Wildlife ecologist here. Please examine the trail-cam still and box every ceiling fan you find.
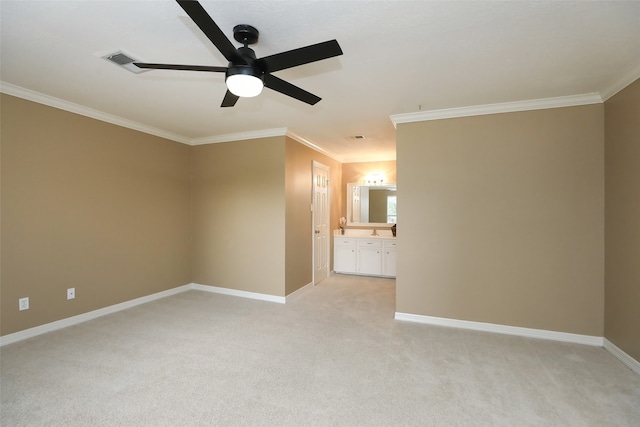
[134,0,343,107]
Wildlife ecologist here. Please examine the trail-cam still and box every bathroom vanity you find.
[334,230,396,278]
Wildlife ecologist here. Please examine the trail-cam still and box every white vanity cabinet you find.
[382,240,397,277]
[334,234,396,278]
[357,238,382,276]
[334,237,357,274]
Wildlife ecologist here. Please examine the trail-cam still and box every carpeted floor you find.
[1,274,639,426]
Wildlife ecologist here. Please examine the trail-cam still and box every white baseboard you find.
[191,283,286,304]
[604,338,640,375]
[395,312,604,346]
[1,283,294,346]
[0,284,192,347]
[285,281,314,302]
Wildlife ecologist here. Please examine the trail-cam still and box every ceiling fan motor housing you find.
[226,45,264,87]
[225,64,263,81]
[234,46,258,65]
[225,44,264,97]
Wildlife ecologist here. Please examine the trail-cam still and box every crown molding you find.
[191,127,288,145]
[340,153,396,163]
[192,128,346,164]
[389,93,604,127]
[0,82,293,147]
[0,81,191,144]
[1,82,342,160]
[286,130,343,162]
[599,63,640,101]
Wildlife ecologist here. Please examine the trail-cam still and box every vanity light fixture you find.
[365,172,387,186]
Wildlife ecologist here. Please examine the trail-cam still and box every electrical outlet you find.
[19,297,29,311]
[67,288,75,300]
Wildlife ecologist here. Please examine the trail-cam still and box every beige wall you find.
[192,136,340,296]
[341,160,397,225]
[6,85,635,350]
[397,105,605,336]
[191,136,342,298]
[191,137,286,296]
[1,94,346,336]
[342,160,397,186]
[604,78,640,361]
[284,137,341,294]
[1,94,192,335]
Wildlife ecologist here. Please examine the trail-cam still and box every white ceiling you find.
[2,1,639,162]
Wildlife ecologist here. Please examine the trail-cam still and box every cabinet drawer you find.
[357,238,382,248]
[335,237,357,246]
[383,239,397,248]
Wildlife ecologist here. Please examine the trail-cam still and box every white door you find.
[312,161,330,284]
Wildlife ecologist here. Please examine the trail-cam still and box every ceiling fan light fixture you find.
[134,1,343,107]
[226,65,264,98]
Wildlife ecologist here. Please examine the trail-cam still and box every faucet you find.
[371,228,378,236]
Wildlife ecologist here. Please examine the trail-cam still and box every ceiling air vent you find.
[346,135,366,140]
[103,51,148,74]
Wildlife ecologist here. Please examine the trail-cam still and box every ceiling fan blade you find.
[264,74,321,105]
[176,0,244,64]
[134,63,227,72]
[256,40,343,73]
[221,90,239,107]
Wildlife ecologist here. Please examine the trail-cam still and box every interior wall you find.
[341,160,397,225]
[0,94,192,336]
[284,137,341,294]
[604,78,640,361]
[397,105,605,336]
[7,85,632,350]
[0,94,345,335]
[191,137,286,296]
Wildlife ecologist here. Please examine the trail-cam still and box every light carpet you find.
[1,274,639,426]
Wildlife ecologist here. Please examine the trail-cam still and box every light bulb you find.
[226,74,264,98]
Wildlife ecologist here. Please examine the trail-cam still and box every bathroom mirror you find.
[347,183,397,227]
